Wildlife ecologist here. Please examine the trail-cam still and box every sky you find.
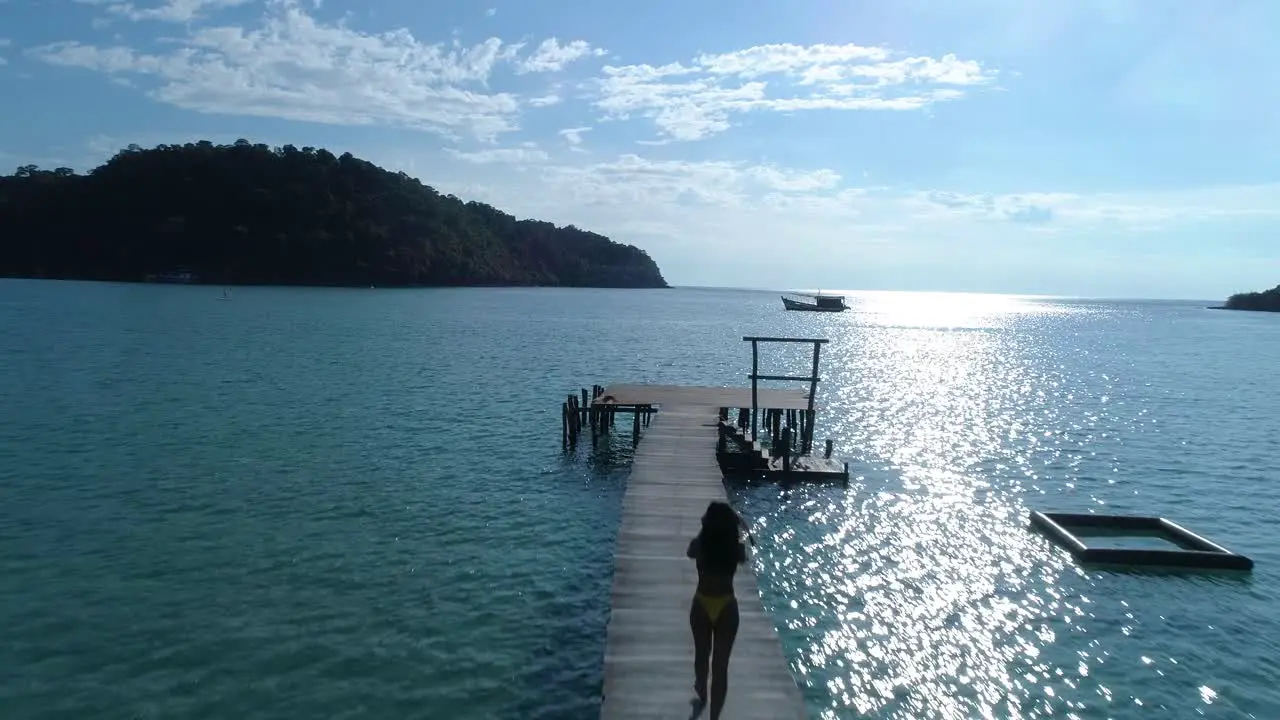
[1,0,1279,299]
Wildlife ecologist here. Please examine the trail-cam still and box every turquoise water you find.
[1,281,1277,719]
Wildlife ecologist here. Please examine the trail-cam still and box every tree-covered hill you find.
[1223,284,1280,312]
[0,140,669,289]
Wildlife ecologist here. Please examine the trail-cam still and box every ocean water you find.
[0,280,1276,719]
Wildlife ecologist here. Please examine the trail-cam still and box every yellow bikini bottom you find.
[694,592,735,623]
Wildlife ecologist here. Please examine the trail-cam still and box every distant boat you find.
[781,292,848,312]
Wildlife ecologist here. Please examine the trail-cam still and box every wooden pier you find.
[599,394,806,719]
[561,337,854,718]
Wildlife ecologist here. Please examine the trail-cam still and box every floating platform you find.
[765,454,848,479]
[716,420,849,483]
[1030,511,1254,571]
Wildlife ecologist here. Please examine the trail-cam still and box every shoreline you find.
[1208,305,1280,313]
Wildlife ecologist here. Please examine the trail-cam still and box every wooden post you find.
[632,408,641,445]
[824,438,834,459]
[750,338,759,442]
[562,402,569,447]
[567,394,578,444]
[781,426,792,474]
[591,397,599,440]
[807,342,821,413]
[807,341,821,453]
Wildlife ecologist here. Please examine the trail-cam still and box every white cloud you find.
[455,152,848,211]
[527,94,561,107]
[515,38,606,74]
[485,7,496,17]
[558,126,591,151]
[446,147,549,164]
[32,0,593,140]
[914,186,1280,229]
[0,38,8,66]
[596,43,996,141]
[421,146,1280,246]
[76,0,251,23]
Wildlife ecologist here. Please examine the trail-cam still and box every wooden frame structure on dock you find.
[745,336,827,454]
[561,336,848,483]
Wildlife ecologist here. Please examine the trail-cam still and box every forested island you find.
[1221,284,1280,312]
[0,140,668,288]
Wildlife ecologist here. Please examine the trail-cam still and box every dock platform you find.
[600,400,805,719]
[593,383,815,410]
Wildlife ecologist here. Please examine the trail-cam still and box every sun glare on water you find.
[753,290,1118,718]
[846,291,1072,331]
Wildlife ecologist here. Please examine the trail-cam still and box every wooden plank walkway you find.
[600,404,806,719]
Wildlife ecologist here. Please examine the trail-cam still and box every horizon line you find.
[670,285,1220,303]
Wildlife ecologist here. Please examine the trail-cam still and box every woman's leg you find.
[689,599,712,705]
[709,599,740,720]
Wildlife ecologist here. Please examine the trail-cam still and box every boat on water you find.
[781,293,848,312]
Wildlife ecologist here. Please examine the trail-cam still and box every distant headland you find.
[0,140,669,289]
[1212,285,1280,312]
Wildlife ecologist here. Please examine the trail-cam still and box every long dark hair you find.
[697,501,745,571]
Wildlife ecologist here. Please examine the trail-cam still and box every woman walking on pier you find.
[686,501,750,719]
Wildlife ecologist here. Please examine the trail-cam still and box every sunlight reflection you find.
[743,294,1113,718]
[731,293,1271,719]
[848,291,1072,331]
